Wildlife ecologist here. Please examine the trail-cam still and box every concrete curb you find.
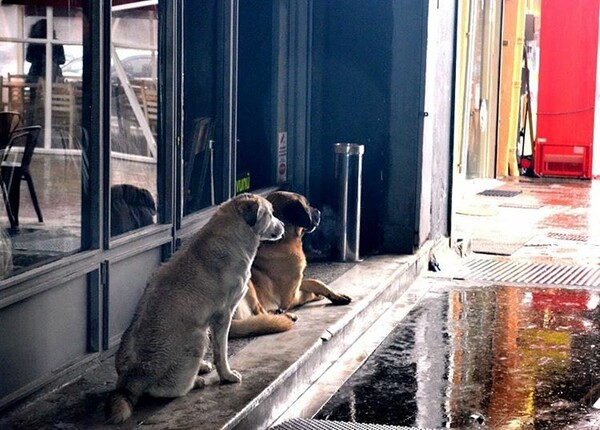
[225,243,435,430]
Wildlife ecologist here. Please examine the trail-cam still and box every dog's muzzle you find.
[267,217,285,241]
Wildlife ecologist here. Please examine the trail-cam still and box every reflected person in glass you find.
[26,18,66,85]
[25,18,66,124]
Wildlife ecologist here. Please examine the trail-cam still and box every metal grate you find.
[547,231,589,242]
[455,257,600,287]
[477,189,521,197]
[271,419,422,430]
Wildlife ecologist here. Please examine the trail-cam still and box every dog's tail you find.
[229,314,294,338]
[105,384,143,424]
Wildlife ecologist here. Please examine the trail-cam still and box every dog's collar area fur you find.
[261,225,303,243]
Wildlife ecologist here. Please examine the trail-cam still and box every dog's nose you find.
[272,219,285,238]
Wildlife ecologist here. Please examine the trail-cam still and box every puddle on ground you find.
[316,285,600,429]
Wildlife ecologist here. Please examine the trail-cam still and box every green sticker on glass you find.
[236,173,250,194]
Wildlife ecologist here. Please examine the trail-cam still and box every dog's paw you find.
[198,360,214,374]
[194,376,206,389]
[329,294,352,305]
[284,312,298,322]
[221,370,242,384]
[197,371,221,387]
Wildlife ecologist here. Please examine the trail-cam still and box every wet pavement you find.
[315,281,600,429]
[305,177,600,429]
[453,178,600,266]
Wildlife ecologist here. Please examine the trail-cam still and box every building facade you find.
[0,0,455,410]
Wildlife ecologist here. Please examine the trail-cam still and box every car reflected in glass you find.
[62,53,156,82]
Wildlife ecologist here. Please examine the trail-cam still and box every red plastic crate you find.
[535,142,591,178]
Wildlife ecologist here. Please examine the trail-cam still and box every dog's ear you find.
[282,199,312,228]
[238,199,259,227]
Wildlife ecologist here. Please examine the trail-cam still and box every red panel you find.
[532,291,590,312]
[535,0,599,178]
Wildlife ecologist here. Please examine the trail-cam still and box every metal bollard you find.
[334,143,364,262]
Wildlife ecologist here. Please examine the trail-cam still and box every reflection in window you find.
[0,4,84,279]
[110,2,158,236]
[183,0,220,215]
[237,1,289,194]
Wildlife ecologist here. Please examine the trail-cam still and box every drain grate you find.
[271,419,421,430]
[455,257,600,287]
[477,189,522,197]
[547,232,589,242]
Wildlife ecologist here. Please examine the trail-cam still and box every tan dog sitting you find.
[105,194,284,423]
[230,191,352,337]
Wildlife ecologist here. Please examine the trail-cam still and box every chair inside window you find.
[1,76,36,123]
[140,84,157,135]
[1,125,43,230]
[49,82,82,148]
[0,111,22,153]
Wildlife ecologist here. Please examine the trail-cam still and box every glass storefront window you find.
[237,1,287,193]
[0,4,84,278]
[182,0,222,214]
[0,0,293,278]
[110,1,158,237]
[181,1,288,214]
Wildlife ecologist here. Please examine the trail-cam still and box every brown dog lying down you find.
[230,191,352,337]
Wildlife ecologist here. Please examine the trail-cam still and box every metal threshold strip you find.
[455,257,600,287]
[271,418,422,430]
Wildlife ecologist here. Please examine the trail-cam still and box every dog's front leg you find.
[295,279,352,306]
[247,280,268,315]
[210,312,242,383]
